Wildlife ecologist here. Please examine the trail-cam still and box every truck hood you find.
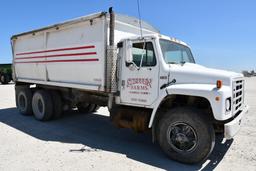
[169,63,243,86]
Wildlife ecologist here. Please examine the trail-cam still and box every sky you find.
[0,0,255,72]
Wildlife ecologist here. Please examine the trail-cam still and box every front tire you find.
[156,107,215,164]
[32,90,53,121]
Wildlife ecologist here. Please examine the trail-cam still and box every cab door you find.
[120,40,159,106]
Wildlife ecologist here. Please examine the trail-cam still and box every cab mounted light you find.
[216,80,222,89]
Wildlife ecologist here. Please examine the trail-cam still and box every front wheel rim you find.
[167,122,198,152]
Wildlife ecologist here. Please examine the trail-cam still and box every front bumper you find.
[224,105,249,139]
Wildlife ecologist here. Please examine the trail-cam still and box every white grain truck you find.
[11,8,248,163]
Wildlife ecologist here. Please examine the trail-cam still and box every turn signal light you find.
[216,80,222,89]
[215,96,220,101]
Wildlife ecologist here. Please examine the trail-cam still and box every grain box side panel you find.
[45,17,106,91]
[13,32,47,81]
[13,16,107,91]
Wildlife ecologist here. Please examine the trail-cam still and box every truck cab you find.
[116,34,249,163]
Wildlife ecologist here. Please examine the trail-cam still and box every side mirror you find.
[125,40,133,63]
[125,61,137,71]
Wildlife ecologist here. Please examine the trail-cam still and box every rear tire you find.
[15,86,33,115]
[51,91,63,119]
[93,105,100,112]
[32,90,53,121]
[156,107,215,164]
[88,104,97,112]
[77,103,96,113]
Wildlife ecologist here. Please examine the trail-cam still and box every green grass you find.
[0,64,12,74]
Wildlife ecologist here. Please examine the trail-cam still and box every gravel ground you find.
[0,78,255,171]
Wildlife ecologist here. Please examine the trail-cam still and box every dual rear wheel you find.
[32,90,53,121]
[16,86,33,115]
[16,86,99,121]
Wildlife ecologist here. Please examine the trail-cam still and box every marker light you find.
[216,80,222,89]
[215,96,220,101]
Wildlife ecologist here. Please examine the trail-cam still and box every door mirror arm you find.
[126,61,139,71]
[125,61,133,67]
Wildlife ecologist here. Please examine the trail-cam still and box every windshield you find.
[160,39,195,64]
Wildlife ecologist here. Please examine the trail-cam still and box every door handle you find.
[147,68,152,71]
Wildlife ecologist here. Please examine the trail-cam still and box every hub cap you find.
[167,122,197,152]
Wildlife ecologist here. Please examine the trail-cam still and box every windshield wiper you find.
[168,62,178,64]
[180,61,186,65]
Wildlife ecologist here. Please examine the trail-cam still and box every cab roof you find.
[122,34,189,47]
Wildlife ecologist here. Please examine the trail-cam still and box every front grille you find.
[232,79,244,114]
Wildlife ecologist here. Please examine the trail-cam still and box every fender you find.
[148,83,232,128]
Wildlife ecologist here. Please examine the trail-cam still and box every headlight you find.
[225,98,231,111]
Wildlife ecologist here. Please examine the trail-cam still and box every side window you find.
[132,42,156,67]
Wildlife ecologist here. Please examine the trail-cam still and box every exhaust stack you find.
[107,7,117,109]
[109,7,115,46]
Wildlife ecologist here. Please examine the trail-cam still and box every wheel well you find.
[161,95,212,111]
[152,95,215,142]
